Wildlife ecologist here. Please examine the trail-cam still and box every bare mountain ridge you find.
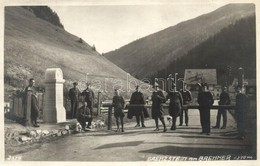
[105,4,255,78]
[4,7,148,100]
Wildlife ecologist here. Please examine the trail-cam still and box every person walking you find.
[235,85,249,140]
[112,89,126,132]
[69,82,81,119]
[197,83,214,135]
[151,84,167,132]
[128,85,146,127]
[179,83,193,126]
[166,83,183,130]
[213,86,230,129]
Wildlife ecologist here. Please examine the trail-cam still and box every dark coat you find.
[151,90,166,119]
[31,94,39,119]
[197,91,214,109]
[235,93,249,121]
[77,105,92,128]
[180,90,192,104]
[69,87,80,101]
[112,95,125,118]
[219,91,230,105]
[81,88,95,113]
[127,91,145,119]
[166,91,183,118]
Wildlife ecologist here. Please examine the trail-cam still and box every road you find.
[9,109,256,161]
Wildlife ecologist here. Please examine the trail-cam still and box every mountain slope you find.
[4,7,149,100]
[153,15,256,85]
[105,4,255,78]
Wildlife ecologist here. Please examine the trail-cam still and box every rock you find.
[62,130,68,135]
[57,131,62,137]
[52,130,59,135]
[42,130,49,135]
[65,125,70,130]
[29,131,37,137]
[36,130,42,135]
[19,136,29,142]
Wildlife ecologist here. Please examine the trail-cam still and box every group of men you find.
[69,82,95,130]
[24,78,250,139]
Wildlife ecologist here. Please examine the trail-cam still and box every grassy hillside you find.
[4,7,151,101]
[105,4,255,79]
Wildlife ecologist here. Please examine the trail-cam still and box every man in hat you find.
[166,83,183,130]
[151,83,167,132]
[197,82,214,135]
[69,82,81,119]
[128,85,146,127]
[24,78,40,127]
[179,83,193,126]
[235,85,249,140]
[213,86,230,129]
[81,82,95,128]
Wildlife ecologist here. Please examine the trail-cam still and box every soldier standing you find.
[166,83,183,130]
[128,85,146,127]
[213,86,230,129]
[112,89,126,132]
[69,82,80,119]
[25,78,40,127]
[179,83,193,126]
[235,85,249,140]
[151,84,167,132]
[81,82,95,128]
[197,83,214,135]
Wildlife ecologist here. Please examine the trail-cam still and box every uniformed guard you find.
[213,86,230,129]
[180,83,193,126]
[81,82,95,128]
[128,85,146,127]
[112,89,126,132]
[69,82,80,119]
[166,83,183,130]
[151,83,167,132]
[25,78,40,127]
[197,83,214,135]
[235,85,249,140]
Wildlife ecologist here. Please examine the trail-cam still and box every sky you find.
[51,3,228,53]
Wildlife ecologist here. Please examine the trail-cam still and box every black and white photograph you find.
[1,0,259,164]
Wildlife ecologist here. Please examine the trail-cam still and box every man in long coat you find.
[81,83,95,128]
[128,85,146,127]
[69,82,81,119]
[166,83,183,130]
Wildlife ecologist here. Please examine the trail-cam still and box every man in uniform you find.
[69,82,80,119]
[129,85,146,127]
[81,82,95,128]
[179,83,193,126]
[213,86,230,129]
[24,78,40,127]
[235,85,249,140]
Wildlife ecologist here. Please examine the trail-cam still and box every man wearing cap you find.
[129,85,146,127]
[235,85,249,140]
[213,86,230,129]
[179,83,193,126]
[24,78,40,127]
[166,83,183,130]
[151,83,167,132]
[81,82,95,128]
[69,82,81,119]
[197,83,214,135]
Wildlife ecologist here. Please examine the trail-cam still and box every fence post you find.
[107,106,112,130]
[97,91,101,115]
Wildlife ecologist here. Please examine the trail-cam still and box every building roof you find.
[184,69,217,85]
